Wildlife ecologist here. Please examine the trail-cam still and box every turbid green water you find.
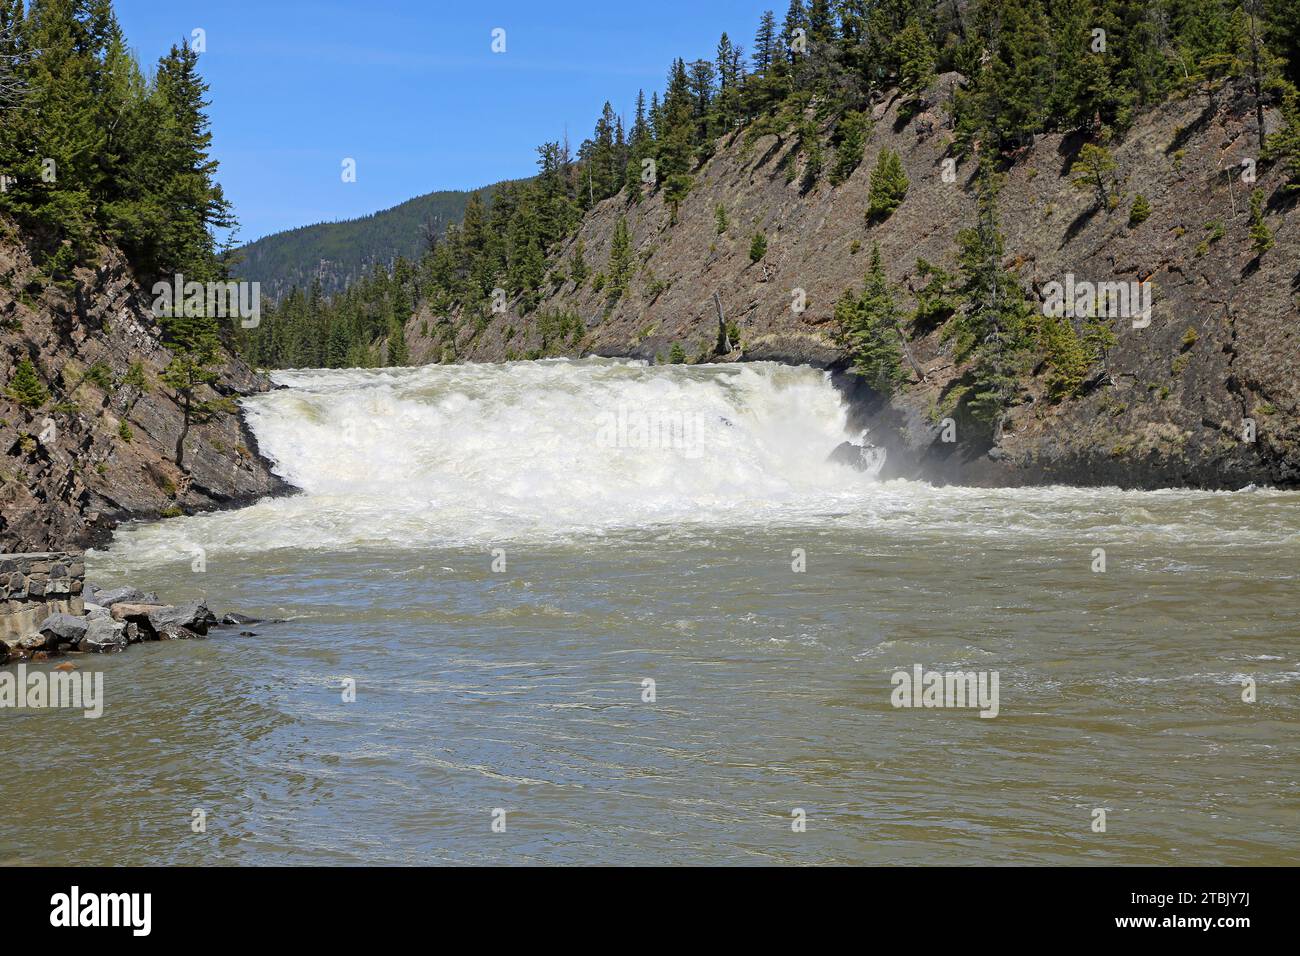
[3,360,1296,865]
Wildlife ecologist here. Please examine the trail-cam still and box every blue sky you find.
[115,0,768,243]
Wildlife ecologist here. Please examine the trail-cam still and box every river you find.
[3,359,1296,865]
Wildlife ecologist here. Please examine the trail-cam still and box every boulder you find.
[36,613,89,651]
[84,602,111,619]
[156,623,201,641]
[110,602,165,620]
[220,612,263,626]
[78,617,128,653]
[109,603,166,640]
[827,440,887,474]
[147,603,217,637]
[93,586,147,608]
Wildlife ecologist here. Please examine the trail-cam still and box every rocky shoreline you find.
[1,577,274,668]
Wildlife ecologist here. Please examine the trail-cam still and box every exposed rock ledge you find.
[2,224,296,553]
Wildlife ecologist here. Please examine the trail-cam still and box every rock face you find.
[0,229,294,553]
[404,75,1299,490]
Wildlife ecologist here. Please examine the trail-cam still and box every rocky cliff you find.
[0,222,291,552]
[406,75,1299,490]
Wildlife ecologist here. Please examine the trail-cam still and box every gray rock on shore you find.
[78,617,128,653]
[36,612,90,652]
[2,584,276,666]
[90,585,160,608]
[147,603,217,637]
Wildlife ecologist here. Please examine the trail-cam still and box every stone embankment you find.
[0,551,270,666]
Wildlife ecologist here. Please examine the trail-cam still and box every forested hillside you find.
[234,182,520,302]
[247,0,1300,488]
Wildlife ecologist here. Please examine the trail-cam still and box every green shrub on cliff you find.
[5,358,47,408]
[749,232,767,262]
[1128,194,1151,227]
[1263,87,1300,193]
[84,362,114,390]
[1249,189,1274,254]
[1040,311,1090,400]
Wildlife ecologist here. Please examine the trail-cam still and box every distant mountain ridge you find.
[233,180,520,300]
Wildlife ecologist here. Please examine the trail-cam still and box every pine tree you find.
[830,110,868,185]
[753,10,778,74]
[1071,143,1118,209]
[6,358,48,408]
[160,325,221,471]
[749,232,768,262]
[659,59,696,219]
[807,0,835,44]
[1040,308,1091,399]
[608,216,632,296]
[147,41,236,283]
[782,0,807,66]
[895,18,936,100]
[949,159,1033,431]
[387,312,409,366]
[570,238,588,285]
[835,244,906,396]
[867,149,909,220]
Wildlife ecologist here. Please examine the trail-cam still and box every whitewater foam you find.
[93,358,1300,568]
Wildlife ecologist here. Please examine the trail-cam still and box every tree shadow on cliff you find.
[751,133,786,171]
[1163,96,1221,157]
[1061,202,1104,246]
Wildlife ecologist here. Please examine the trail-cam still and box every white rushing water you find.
[97,358,1297,568]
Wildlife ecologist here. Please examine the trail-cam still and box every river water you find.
[4,359,1296,865]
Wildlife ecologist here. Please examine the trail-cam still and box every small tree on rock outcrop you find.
[6,358,48,408]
